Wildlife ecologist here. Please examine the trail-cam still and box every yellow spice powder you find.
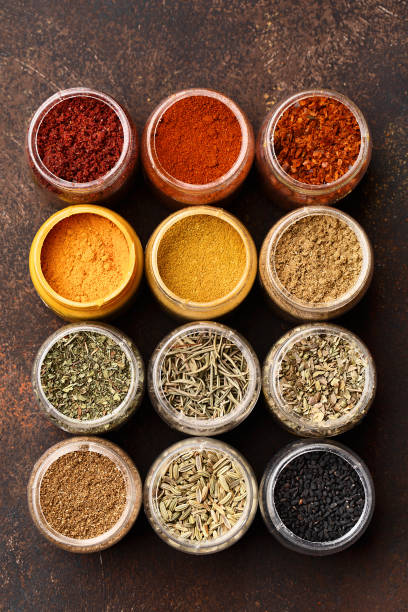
[157,215,246,302]
[41,213,129,302]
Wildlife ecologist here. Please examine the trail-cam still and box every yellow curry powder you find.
[157,215,246,302]
[41,213,129,302]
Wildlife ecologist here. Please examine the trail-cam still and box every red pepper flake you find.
[273,96,361,185]
[37,96,124,183]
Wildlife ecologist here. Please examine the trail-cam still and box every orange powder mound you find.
[41,213,129,302]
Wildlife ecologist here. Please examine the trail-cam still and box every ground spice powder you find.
[41,213,129,302]
[274,214,362,303]
[40,451,127,539]
[273,96,361,185]
[37,96,123,183]
[157,215,246,302]
[155,95,242,184]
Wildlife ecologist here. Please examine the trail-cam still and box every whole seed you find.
[160,330,249,419]
[40,331,131,420]
[279,333,366,423]
[274,451,365,542]
[156,449,247,541]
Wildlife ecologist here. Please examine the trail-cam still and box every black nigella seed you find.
[274,451,365,543]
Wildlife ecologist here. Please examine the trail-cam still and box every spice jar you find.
[141,88,254,208]
[144,437,258,554]
[26,87,138,207]
[148,321,261,436]
[28,437,142,553]
[259,439,375,555]
[262,323,376,437]
[145,206,257,320]
[32,322,145,434]
[259,206,373,321]
[256,89,371,209]
[29,204,144,321]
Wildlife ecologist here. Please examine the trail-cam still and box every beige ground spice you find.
[274,215,362,303]
[40,451,127,539]
[157,215,246,302]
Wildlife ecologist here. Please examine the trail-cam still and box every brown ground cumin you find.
[274,214,362,303]
[40,450,127,539]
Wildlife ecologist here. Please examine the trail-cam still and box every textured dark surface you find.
[1,1,407,611]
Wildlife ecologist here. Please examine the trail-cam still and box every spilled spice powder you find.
[37,96,123,183]
[274,214,362,303]
[40,451,127,539]
[273,96,361,185]
[157,215,246,302]
[41,213,129,302]
[155,96,242,184]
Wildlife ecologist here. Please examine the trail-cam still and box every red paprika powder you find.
[154,96,242,184]
[273,96,361,185]
[37,96,124,183]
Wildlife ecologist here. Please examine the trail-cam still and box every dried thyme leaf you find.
[157,449,247,542]
[278,333,367,422]
[40,331,131,420]
[160,330,249,419]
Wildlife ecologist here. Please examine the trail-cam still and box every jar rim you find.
[264,206,373,314]
[264,89,371,195]
[149,321,261,435]
[145,88,250,191]
[144,437,258,554]
[28,437,142,552]
[149,206,256,311]
[31,204,137,309]
[27,87,131,190]
[261,439,375,554]
[34,322,141,430]
[265,323,376,434]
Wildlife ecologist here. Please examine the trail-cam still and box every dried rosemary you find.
[279,333,367,422]
[160,330,249,419]
[157,449,247,541]
[40,331,131,420]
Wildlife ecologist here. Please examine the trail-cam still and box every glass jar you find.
[262,323,376,438]
[32,322,145,435]
[145,205,257,320]
[26,87,138,207]
[259,206,374,321]
[256,89,372,210]
[148,321,261,436]
[27,437,142,553]
[141,88,254,208]
[29,204,144,321]
[144,437,258,554]
[259,439,375,555]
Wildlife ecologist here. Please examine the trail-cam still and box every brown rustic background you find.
[1,1,407,611]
